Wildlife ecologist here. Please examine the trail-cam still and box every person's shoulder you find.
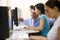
[41,14,47,17]
[58,16,60,19]
[24,18,32,21]
[53,16,60,28]
[56,16,60,21]
[40,14,47,19]
[56,16,60,23]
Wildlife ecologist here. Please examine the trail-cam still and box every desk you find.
[6,25,39,40]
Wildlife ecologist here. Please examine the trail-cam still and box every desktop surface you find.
[6,25,39,40]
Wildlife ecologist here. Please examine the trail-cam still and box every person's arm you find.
[29,36,48,40]
[24,18,45,31]
[23,19,29,26]
[30,18,44,31]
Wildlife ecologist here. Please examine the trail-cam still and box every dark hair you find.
[35,3,45,14]
[45,0,60,11]
[30,5,35,10]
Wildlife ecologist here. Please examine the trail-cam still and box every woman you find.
[29,0,60,40]
[24,3,50,40]
[45,0,60,40]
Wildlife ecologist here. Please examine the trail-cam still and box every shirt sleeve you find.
[23,20,29,26]
[9,19,12,29]
[40,14,46,20]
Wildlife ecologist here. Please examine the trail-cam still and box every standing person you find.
[24,3,50,40]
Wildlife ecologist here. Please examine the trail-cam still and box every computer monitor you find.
[0,6,9,39]
[11,7,18,26]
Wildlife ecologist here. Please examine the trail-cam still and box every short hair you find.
[35,3,45,14]
[45,0,60,11]
[30,5,35,10]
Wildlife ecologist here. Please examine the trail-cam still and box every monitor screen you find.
[11,7,18,26]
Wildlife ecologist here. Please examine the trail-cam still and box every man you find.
[24,5,40,27]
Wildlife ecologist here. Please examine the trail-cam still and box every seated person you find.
[24,5,40,27]
[45,0,60,40]
[24,3,50,37]
[29,0,60,40]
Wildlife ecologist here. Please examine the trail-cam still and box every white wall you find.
[1,0,48,19]
[0,0,8,6]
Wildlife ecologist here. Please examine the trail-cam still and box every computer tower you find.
[0,6,9,40]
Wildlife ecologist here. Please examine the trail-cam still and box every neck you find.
[55,12,60,19]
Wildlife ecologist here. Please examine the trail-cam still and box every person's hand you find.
[24,27,30,30]
[19,18,24,21]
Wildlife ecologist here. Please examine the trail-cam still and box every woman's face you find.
[45,5,57,18]
[35,7,41,16]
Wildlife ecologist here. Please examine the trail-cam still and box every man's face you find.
[30,8,35,13]
[30,9,38,19]
[31,12,38,19]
